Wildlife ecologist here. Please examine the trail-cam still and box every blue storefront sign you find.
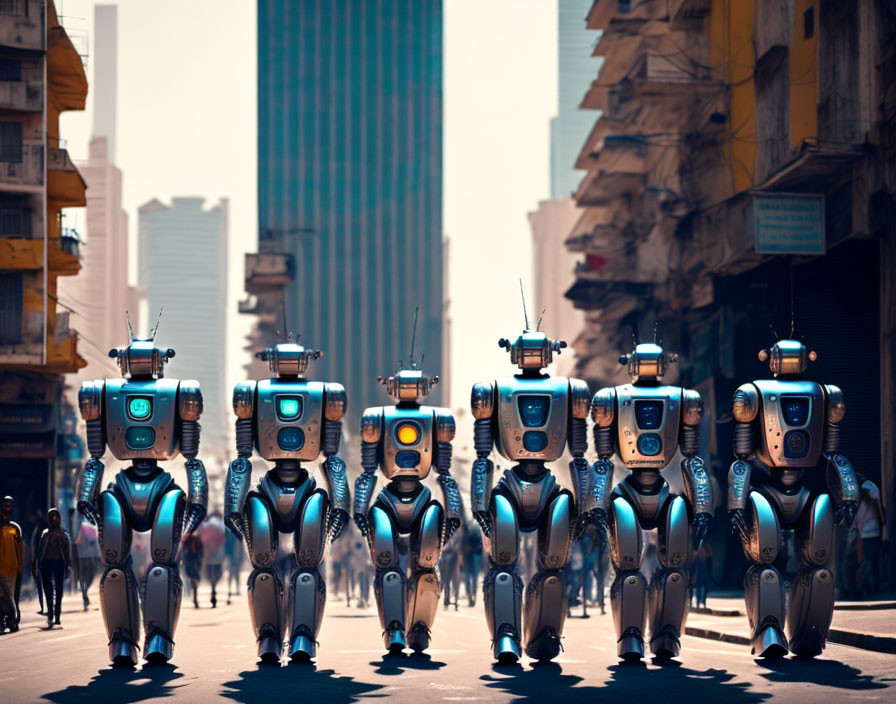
[752,193,825,254]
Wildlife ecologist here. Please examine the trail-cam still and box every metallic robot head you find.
[618,342,678,382]
[109,338,175,379]
[758,338,816,377]
[378,366,439,404]
[498,331,566,371]
[256,342,322,378]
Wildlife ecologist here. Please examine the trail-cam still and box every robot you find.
[353,358,462,654]
[727,338,858,658]
[224,338,350,663]
[77,325,208,665]
[470,325,591,663]
[588,342,713,661]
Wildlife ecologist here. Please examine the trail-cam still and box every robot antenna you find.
[536,307,546,332]
[519,279,530,331]
[150,309,163,341]
[409,306,419,366]
[125,310,134,341]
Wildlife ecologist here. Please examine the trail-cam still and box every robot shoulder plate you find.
[471,381,496,419]
[568,378,591,419]
[732,383,759,423]
[233,380,256,419]
[178,380,203,421]
[681,388,704,426]
[590,386,617,427]
[361,407,384,443]
[824,384,845,423]
[78,379,105,421]
[435,408,456,442]
[324,382,347,421]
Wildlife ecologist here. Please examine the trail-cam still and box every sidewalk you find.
[685,597,896,654]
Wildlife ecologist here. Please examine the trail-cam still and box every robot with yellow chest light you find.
[728,339,858,658]
[224,339,350,663]
[353,355,462,654]
[589,342,713,662]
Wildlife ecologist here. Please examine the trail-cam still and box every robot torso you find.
[366,404,445,480]
[252,378,326,462]
[612,383,684,470]
[493,375,571,463]
[749,379,825,469]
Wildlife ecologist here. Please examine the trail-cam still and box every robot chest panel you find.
[380,406,434,480]
[495,376,568,462]
[754,380,824,468]
[615,385,682,469]
[105,378,180,461]
[255,379,324,462]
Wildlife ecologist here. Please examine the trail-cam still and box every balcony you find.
[245,252,295,294]
[0,80,42,112]
[47,141,86,206]
[0,142,43,191]
[669,0,711,28]
[575,138,647,206]
[587,0,659,33]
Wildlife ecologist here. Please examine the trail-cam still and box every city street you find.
[0,586,893,703]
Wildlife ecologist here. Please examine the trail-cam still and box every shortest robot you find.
[78,327,208,665]
[728,338,858,658]
[353,358,461,653]
[225,339,350,663]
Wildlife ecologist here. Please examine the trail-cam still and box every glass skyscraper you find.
[257,0,444,426]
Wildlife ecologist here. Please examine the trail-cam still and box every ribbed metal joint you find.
[436,441,452,475]
[86,418,104,458]
[594,425,613,458]
[824,421,839,454]
[181,420,200,459]
[474,418,492,457]
[569,418,587,457]
[681,425,698,457]
[322,419,342,456]
[734,422,752,458]
[235,417,253,457]
[361,441,378,471]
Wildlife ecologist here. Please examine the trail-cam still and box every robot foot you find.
[649,625,681,660]
[753,620,788,659]
[787,566,835,658]
[289,625,317,662]
[109,629,139,667]
[407,622,431,653]
[493,625,522,664]
[143,630,174,664]
[257,624,283,664]
[524,627,562,662]
[387,621,407,654]
[618,627,645,662]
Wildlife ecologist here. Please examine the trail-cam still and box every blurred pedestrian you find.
[225,529,244,605]
[692,542,712,610]
[0,496,24,633]
[36,508,71,628]
[73,521,99,611]
[856,477,886,600]
[460,521,483,607]
[29,508,46,615]
[181,533,203,609]
[200,513,226,607]
[442,538,461,611]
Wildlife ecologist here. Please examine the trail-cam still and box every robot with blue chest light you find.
[589,342,713,662]
[78,327,208,665]
[224,339,350,663]
[727,339,858,658]
[470,327,592,664]
[353,358,462,654]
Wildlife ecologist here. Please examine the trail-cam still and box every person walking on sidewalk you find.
[36,508,72,628]
[0,496,24,633]
[224,529,243,605]
[692,542,712,610]
[73,521,99,611]
[200,512,226,608]
[856,476,886,600]
[29,508,47,615]
[182,532,203,608]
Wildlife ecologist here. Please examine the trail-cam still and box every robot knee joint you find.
[746,493,780,565]
[538,492,572,571]
[245,495,277,569]
[490,494,519,566]
[657,496,690,569]
[609,498,643,571]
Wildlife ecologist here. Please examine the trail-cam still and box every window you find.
[0,59,21,81]
[0,122,23,162]
[804,7,815,39]
[0,272,23,345]
[0,1,27,17]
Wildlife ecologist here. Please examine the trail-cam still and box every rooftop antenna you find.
[150,309,163,340]
[519,279,530,331]
[409,306,419,367]
[536,307,546,332]
[125,310,134,340]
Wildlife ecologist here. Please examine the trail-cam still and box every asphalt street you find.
[0,585,893,703]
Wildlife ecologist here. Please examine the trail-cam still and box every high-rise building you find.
[137,197,228,468]
[0,0,87,515]
[253,0,444,426]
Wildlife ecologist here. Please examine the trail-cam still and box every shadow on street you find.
[41,663,186,703]
[758,657,890,691]
[221,662,385,703]
[370,651,447,675]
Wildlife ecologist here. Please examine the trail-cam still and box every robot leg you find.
[742,491,787,657]
[142,489,186,663]
[523,491,572,661]
[407,501,443,652]
[607,496,648,661]
[483,493,523,663]
[370,505,407,653]
[98,490,140,665]
[245,494,284,663]
[289,489,328,662]
[648,495,691,658]
[787,494,835,658]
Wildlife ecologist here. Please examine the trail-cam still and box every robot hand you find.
[729,508,749,545]
[835,500,858,528]
[77,458,104,526]
[327,507,349,542]
[182,458,209,537]
[693,512,711,548]
[438,474,462,544]
[225,457,252,537]
[353,511,371,539]
[473,510,492,539]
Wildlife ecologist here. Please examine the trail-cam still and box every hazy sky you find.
[58,0,558,435]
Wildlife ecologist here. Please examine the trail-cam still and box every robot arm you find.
[353,409,382,538]
[679,389,713,546]
[471,382,496,538]
[179,381,208,537]
[77,380,106,525]
[225,381,255,537]
[435,410,462,543]
[321,383,350,541]
[822,385,859,526]
[728,383,758,543]
[588,387,617,538]
[567,379,594,535]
